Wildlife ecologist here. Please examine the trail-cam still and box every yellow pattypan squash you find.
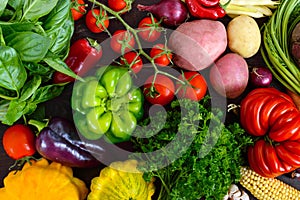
[87,159,155,200]
[0,158,88,200]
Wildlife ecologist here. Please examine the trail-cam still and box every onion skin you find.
[250,67,273,88]
[137,0,188,27]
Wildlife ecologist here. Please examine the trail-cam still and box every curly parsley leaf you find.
[131,97,252,200]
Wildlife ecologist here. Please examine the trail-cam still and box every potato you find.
[227,15,261,58]
[209,53,249,99]
[168,19,227,71]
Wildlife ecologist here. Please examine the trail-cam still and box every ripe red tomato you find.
[176,71,207,101]
[2,124,36,160]
[120,51,143,73]
[150,44,173,67]
[110,30,135,54]
[71,0,87,21]
[108,0,128,12]
[138,16,161,42]
[143,74,175,105]
[85,8,109,33]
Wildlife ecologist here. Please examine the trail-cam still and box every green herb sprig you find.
[131,97,252,200]
[0,0,80,124]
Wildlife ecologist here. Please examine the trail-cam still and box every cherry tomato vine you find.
[88,0,187,90]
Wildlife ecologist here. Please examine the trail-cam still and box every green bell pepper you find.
[71,66,144,143]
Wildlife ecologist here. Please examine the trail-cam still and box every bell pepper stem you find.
[28,119,49,134]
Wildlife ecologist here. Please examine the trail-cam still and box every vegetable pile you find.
[1,0,300,200]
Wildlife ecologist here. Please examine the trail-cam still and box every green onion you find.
[261,0,300,94]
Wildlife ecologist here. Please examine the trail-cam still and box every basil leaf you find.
[0,22,44,37]
[0,46,27,92]
[0,0,9,17]
[6,32,51,62]
[19,75,42,101]
[43,57,84,81]
[5,0,24,21]
[0,100,9,122]
[31,84,65,104]
[43,0,73,58]
[22,0,59,21]
[42,0,71,30]
[8,0,24,10]
[2,100,27,125]
[0,87,17,100]
[48,15,73,58]
[25,62,53,77]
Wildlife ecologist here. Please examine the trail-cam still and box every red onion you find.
[250,67,273,88]
[137,0,188,27]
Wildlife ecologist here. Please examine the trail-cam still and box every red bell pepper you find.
[240,88,300,178]
[185,0,226,20]
[53,38,103,84]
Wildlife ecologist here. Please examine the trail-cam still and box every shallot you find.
[250,67,273,88]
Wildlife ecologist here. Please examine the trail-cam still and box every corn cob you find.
[240,166,300,200]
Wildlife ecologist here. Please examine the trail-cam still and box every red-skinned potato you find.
[168,19,227,71]
[209,53,249,99]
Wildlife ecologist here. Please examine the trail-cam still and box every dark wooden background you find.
[0,0,300,199]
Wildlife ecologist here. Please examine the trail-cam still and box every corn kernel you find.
[239,167,300,200]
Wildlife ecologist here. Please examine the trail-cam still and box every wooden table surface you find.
[0,0,300,199]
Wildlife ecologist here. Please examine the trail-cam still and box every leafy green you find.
[42,0,73,58]
[0,0,75,125]
[0,46,27,95]
[0,0,8,17]
[131,97,252,200]
[6,32,51,62]
[22,0,58,21]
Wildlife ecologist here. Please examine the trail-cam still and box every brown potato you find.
[227,15,261,58]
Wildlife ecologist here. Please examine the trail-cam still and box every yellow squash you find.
[0,158,88,200]
[88,159,155,200]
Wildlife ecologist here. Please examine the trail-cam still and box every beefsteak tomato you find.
[241,88,300,178]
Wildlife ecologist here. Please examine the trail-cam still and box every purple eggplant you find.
[34,117,132,168]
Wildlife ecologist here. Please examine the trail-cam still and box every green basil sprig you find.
[0,0,76,125]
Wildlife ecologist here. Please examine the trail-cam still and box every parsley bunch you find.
[131,97,252,200]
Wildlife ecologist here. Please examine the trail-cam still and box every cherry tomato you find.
[176,71,207,101]
[110,30,135,54]
[120,51,143,73]
[85,8,109,33]
[2,124,36,160]
[108,0,129,12]
[150,44,172,67]
[143,74,175,105]
[71,0,87,21]
[138,16,161,42]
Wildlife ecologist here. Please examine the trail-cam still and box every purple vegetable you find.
[137,0,188,27]
[250,67,273,88]
[35,117,131,168]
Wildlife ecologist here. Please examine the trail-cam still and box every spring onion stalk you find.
[261,0,300,94]
[220,0,280,18]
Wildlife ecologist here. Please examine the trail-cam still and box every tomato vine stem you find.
[88,0,185,85]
